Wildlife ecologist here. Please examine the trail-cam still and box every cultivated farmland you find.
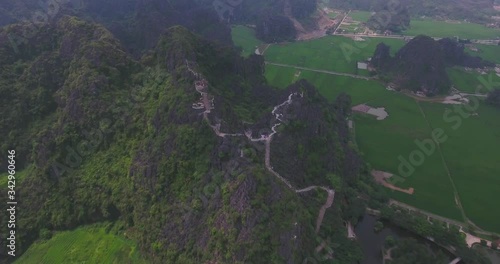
[447,68,500,94]
[264,36,406,75]
[349,11,373,23]
[257,32,500,233]
[15,224,147,264]
[466,44,500,64]
[231,25,263,57]
[403,20,500,39]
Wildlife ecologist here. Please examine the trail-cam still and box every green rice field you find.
[404,20,500,39]
[418,102,500,232]
[16,224,148,264]
[231,25,263,57]
[448,68,500,94]
[466,44,500,64]
[265,35,405,74]
[349,11,373,23]
[354,94,463,221]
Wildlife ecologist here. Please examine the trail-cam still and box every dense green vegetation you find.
[15,223,147,264]
[382,208,491,263]
[386,238,449,263]
[0,14,385,263]
[0,18,312,262]
[371,36,494,95]
[1,0,498,261]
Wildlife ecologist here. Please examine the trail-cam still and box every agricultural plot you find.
[354,94,463,221]
[264,36,405,75]
[404,20,500,39]
[231,25,263,57]
[349,11,373,23]
[265,64,387,105]
[466,44,500,64]
[447,68,500,94]
[265,64,298,89]
[16,224,147,264]
[419,102,500,233]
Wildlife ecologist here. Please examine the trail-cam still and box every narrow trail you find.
[186,60,336,235]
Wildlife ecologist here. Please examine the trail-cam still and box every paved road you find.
[265,62,373,80]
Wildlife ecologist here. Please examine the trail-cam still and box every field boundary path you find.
[265,62,374,80]
[186,60,337,236]
[415,101,468,223]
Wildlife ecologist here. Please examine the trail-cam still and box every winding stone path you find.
[186,60,336,234]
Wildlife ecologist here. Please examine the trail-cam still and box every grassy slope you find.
[15,224,148,264]
[264,36,405,74]
[404,20,500,39]
[231,25,263,57]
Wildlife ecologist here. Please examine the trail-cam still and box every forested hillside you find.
[0,15,386,263]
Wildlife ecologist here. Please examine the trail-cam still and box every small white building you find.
[357,62,368,70]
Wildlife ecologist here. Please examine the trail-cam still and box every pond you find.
[355,213,456,264]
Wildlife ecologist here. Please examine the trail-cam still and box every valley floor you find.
[254,32,500,234]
